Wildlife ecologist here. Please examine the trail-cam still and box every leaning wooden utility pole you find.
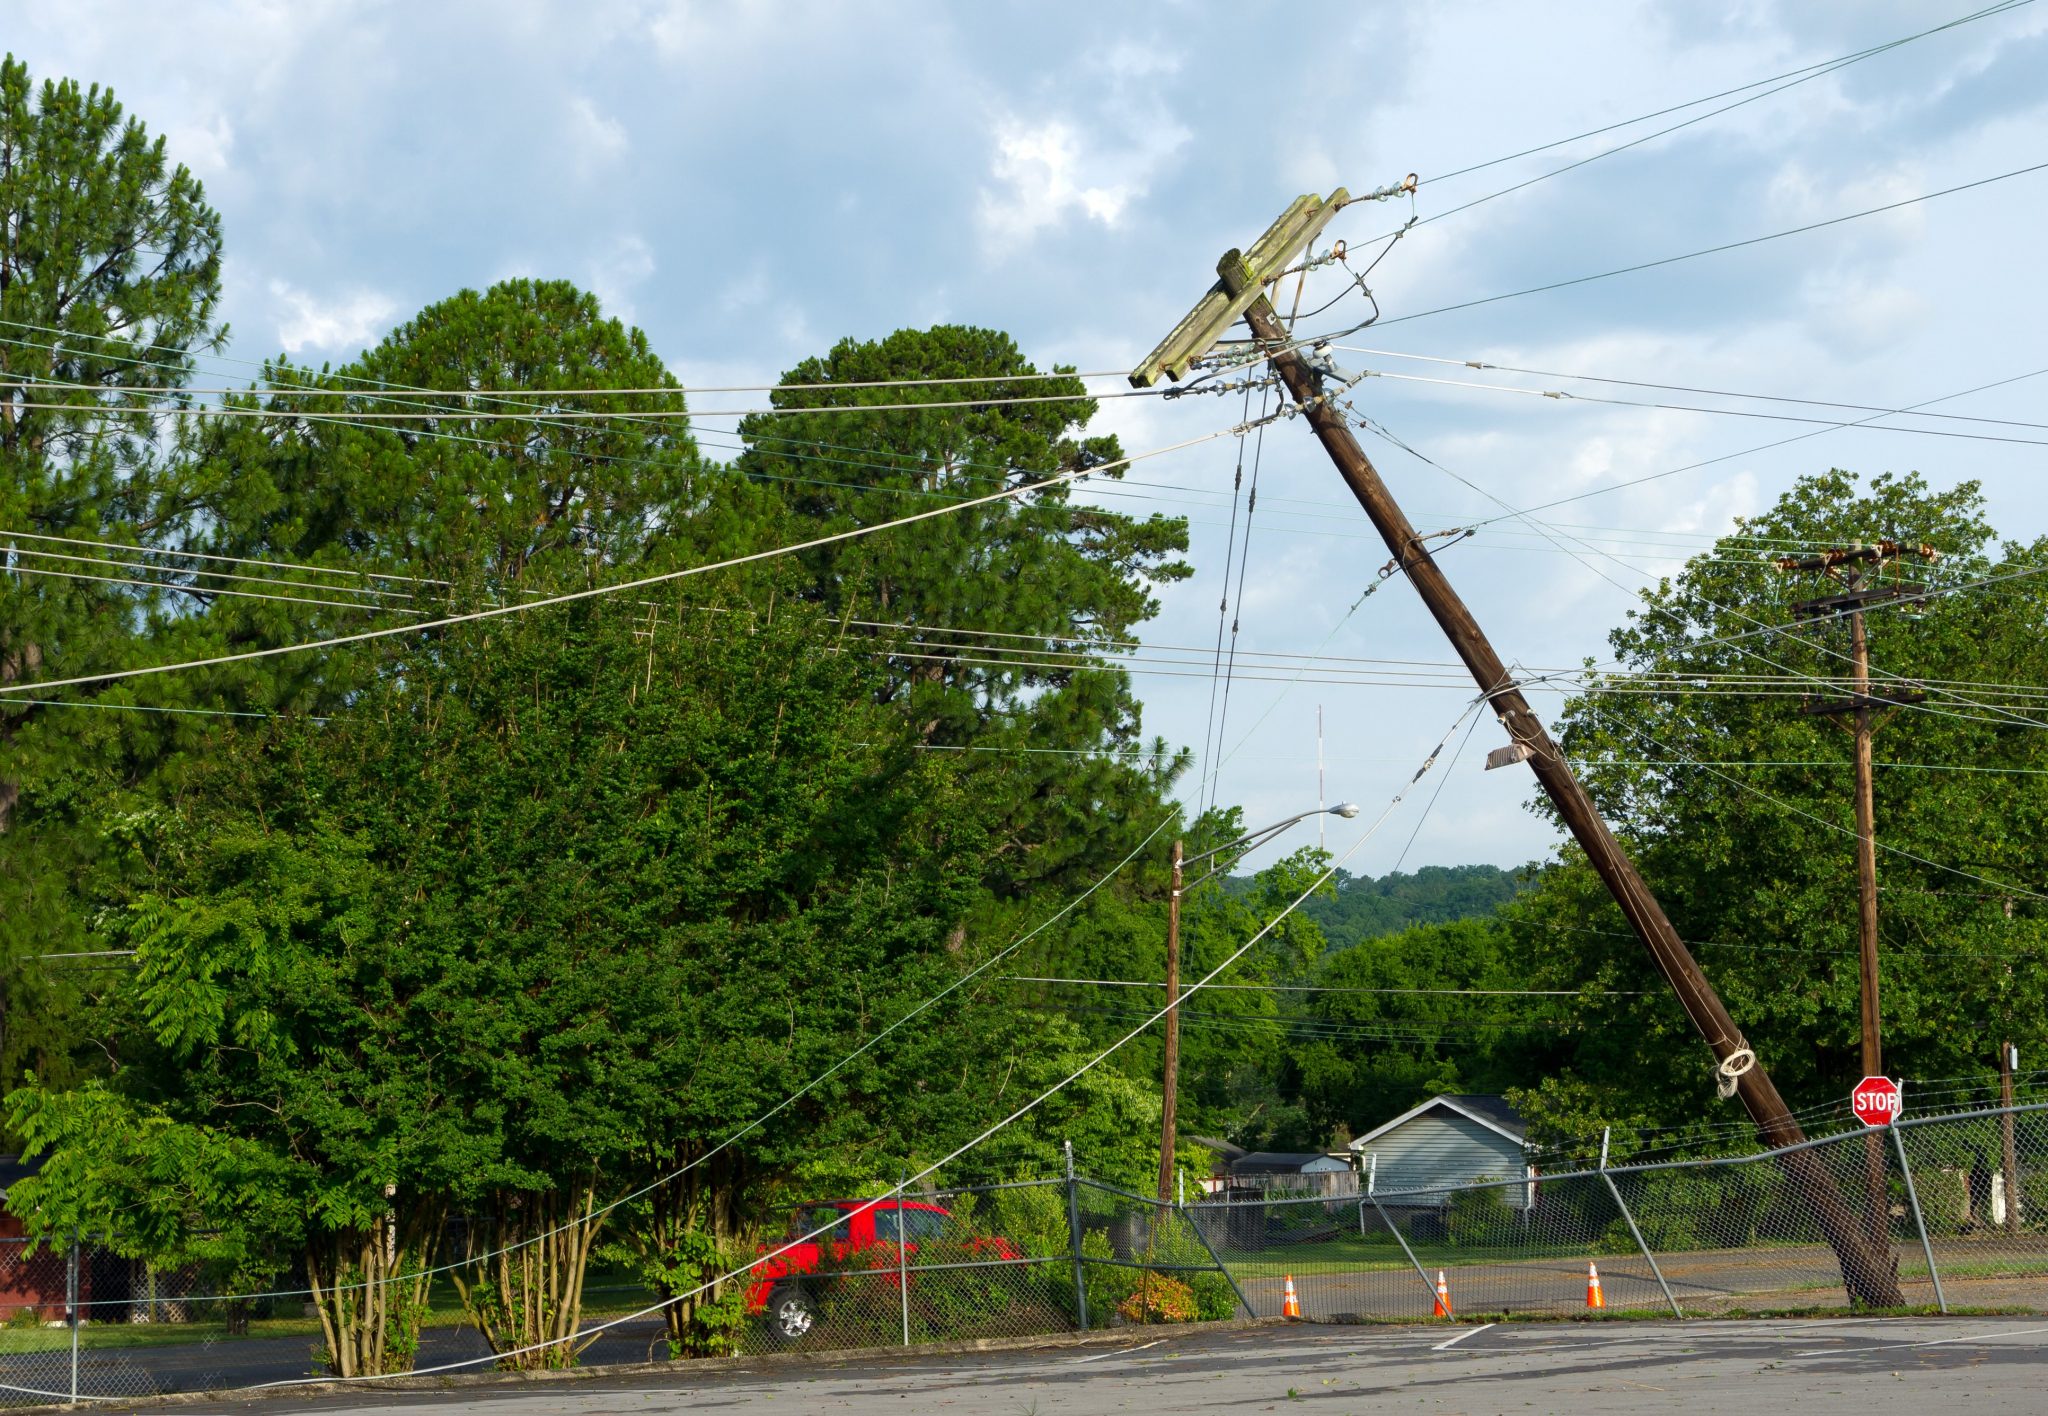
[1132,189,1904,1306]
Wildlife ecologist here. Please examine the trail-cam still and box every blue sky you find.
[8,0,2045,871]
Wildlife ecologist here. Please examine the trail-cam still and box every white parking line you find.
[1070,1338,1165,1364]
[1431,1323,1496,1351]
[1790,1323,2048,1359]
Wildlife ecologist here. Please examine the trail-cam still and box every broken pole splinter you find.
[1131,190,1903,1308]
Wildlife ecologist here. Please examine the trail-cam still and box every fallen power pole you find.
[1131,189,1904,1306]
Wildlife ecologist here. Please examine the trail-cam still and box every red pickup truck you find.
[747,1198,1017,1342]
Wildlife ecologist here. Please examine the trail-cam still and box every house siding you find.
[1359,1110,1530,1209]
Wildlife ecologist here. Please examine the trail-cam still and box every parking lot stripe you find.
[1071,1339,1166,1364]
[1790,1323,2048,1359]
[1431,1323,1497,1350]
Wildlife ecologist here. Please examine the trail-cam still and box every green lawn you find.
[0,1280,665,1355]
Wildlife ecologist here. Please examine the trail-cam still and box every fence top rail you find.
[1073,1175,1178,1210]
[1354,1099,2048,1203]
[930,1177,1066,1199]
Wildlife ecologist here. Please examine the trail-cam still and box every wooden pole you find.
[1227,277,1904,1307]
[1157,839,1185,1204]
[1848,608,1891,1250]
[1851,609,1883,1078]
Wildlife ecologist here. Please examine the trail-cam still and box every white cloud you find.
[1799,273,1934,357]
[977,117,1187,254]
[587,234,656,322]
[567,95,628,170]
[165,111,235,178]
[268,280,399,356]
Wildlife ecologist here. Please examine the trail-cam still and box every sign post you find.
[1852,1076,1903,1128]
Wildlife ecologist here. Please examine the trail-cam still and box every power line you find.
[1332,363,2048,448]
[1004,976,1641,996]
[0,422,1249,701]
[1419,0,2035,190]
[2,381,1185,422]
[1336,344,2048,434]
[1372,160,2048,329]
[1399,0,2035,233]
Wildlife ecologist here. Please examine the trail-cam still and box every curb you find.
[8,1316,1287,1413]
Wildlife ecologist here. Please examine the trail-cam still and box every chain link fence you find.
[1200,1103,2048,1322]
[8,1105,2048,1404]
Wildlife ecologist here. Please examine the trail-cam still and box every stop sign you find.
[1852,1075,1903,1127]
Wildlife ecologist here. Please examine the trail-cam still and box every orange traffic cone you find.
[1433,1269,1453,1318]
[1282,1274,1302,1320]
[1586,1262,1605,1310]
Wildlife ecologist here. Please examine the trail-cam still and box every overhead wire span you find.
[1003,977,1644,997]
[1417,0,2035,190]
[1331,345,2048,434]
[1603,715,2048,905]
[1372,159,2048,330]
[1381,0,2037,238]
[1340,415,2048,907]
[1321,363,2048,448]
[1,383,1171,422]
[0,421,1254,702]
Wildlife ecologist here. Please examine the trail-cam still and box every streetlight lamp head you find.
[1332,802,1362,819]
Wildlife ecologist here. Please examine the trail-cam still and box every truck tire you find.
[765,1284,818,1343]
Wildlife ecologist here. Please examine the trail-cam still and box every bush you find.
[1117,1275,1199,1324]
[1189,1271,1240,1321]
[1445,1184,1511,1247]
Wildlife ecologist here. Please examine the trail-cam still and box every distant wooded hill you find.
[1229,863,1532,950]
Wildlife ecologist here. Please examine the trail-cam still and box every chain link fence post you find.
[1598,1129,1682,1319]
[897,1173,911,1348]
[1062,1141,1089,1330]
[67,1229,80,1406]
[1366,1153,1437,1310]
[1891,1123,1947,1313]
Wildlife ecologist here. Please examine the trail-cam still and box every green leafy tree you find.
[200,279,769,591]
[735,326,1191,896]
[0,52,227,1105]
[1507,469,2048,1146]
[1289,917,1566,1144]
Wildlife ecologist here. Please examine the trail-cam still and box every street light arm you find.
[1181,802,1360,870]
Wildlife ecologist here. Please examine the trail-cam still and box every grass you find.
[0,1280,666,1356]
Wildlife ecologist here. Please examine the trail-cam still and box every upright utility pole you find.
[1157,838,1186,1204]
[1131,188,1903,1306]
[1776,542,1937,1080]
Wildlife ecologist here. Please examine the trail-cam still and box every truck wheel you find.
[766,1284,818,1343]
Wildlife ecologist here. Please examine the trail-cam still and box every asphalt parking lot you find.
[126,1316,2048,1415]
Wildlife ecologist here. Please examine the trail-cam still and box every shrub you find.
[1117,1275,1199,1324]
[1445,1183,1512,1247]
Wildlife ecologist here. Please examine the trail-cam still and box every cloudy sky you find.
[8,0,2045,873]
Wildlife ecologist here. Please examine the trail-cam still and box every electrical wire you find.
[1371,160,2048,330]
[1334,344,2048,434]
[1395,0,2036,235]
[0,421,1250,702]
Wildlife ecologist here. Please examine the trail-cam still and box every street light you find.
[1157,802,1360,1205]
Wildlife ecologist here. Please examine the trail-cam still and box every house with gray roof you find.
[1348,1094,1533,1210]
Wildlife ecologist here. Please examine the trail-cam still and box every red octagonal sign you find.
[1852,1075,1903,1128]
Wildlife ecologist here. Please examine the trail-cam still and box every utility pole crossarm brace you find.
[1128,190,1348,389]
